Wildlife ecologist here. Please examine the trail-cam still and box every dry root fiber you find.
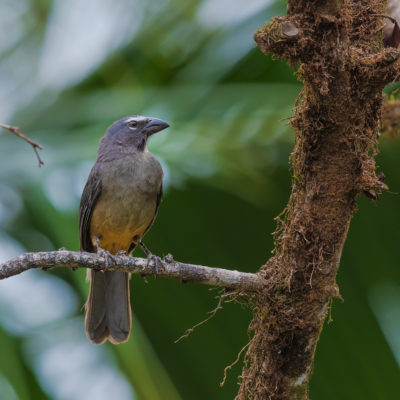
[239,1,397,399]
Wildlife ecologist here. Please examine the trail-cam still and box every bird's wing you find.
[79,165,102,252]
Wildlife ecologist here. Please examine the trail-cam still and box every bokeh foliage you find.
[0,0,399,399]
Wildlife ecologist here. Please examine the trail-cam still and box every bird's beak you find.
[143,118,170,136]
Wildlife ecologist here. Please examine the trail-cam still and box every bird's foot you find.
[94,246,114,269]
[93,237,116,268]
[139,241,163,275]
[97,248,116,268]
[117,250,127,256]
[148,254,163,275]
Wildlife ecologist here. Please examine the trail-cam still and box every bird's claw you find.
[97,248,116,268]
[117,250,127,256]
[138,241,164,276]
[146,254,163,275]
[94,237,117,268]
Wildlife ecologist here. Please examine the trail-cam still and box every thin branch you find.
[0,250,264,292]
[0,123,44,167]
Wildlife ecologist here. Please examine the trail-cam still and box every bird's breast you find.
[90,152,162,253]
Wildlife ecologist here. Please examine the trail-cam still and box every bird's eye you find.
[128,121,137,129]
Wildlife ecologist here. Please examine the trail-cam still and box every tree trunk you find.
[238,1,397,398]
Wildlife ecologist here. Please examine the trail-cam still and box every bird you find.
[79,115,169,344]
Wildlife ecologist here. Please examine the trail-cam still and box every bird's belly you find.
[90,164,161,254]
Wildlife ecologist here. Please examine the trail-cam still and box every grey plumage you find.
[79,115,168,344]
[85,270,131,344]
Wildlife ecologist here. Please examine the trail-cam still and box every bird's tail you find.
[85,270,131,344]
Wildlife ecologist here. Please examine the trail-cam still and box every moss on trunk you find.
[238,1,397,399]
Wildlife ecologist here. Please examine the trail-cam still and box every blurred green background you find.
[0,0,399,399]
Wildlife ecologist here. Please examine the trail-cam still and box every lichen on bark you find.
[238,1,397,399]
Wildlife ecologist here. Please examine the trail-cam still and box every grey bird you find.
[79,115,169,344]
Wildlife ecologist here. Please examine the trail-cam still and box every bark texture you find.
[0,251,263,291]
[238,1,397,399]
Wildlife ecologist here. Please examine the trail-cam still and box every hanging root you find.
[220,340,252,387]
[174,289,249,343]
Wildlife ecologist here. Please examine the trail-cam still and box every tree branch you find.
[0,123,44,167]
[0,250,264,292]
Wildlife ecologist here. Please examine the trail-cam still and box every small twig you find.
[220,341,251,387]
[0,123,44,167]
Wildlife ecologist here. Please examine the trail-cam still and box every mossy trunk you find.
[238,1,398,399]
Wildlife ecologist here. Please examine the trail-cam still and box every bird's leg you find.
[93,236,115,268]
[139,241,163,275]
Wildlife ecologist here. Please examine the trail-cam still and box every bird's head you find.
[104,115,170,151]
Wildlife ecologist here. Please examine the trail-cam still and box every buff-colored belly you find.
[90,153,162,254]
[90,197,156,254]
